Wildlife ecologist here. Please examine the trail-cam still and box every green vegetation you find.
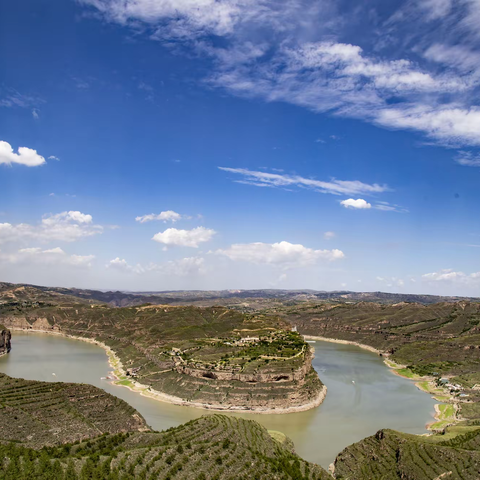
[395,368,417,379]
[270,300,480,424]
[334,425,480,479]
[0,407,330,479]
[2,369,480,480]
[0,373,146,448]
[3,283,480,478]
[0,293,323,411]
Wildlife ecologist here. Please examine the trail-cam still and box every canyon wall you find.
[0,325,11,356]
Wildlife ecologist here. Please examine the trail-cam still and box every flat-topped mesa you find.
[0,303,325,413]
[0,325,11,356]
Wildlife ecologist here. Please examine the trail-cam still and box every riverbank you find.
[304,334,458,432]
[5,327,327,415]
[303,335,383,355]
[2,328,438,468]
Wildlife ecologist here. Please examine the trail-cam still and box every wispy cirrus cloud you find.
[339,198,408,212]
[417,0,480,38]
[374,201,409,213]
[219,167,389,196]
[211,41,479,148]
[79,0,480,150]
[455,151,480,167]
[0,87,43,109]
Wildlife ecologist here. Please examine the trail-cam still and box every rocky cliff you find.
[0,302,325,413]
[0,325,11,356]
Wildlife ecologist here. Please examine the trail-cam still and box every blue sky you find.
[0,0,479,295]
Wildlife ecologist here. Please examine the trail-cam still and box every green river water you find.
[0,332,437,468]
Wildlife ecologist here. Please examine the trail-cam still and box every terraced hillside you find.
[0,412,330,480]
[0,299,324,412]
[3,370,480,480]
[0,373,147,448]
[269,300,480,420]
[333,425,480,479]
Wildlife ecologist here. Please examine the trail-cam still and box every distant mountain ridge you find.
[0,281,478,307]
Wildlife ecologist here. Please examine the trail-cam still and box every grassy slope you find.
[274,301,480,421]
[2,370,480,480]
[333,425,480,480]
[3,286,480,478]
[0,373,147,448]
[0,412,330,480]
[0,301,323,410]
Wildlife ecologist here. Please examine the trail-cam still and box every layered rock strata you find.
[1,305,325,413]
[0,325,11,356]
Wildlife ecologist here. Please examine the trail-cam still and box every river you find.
[0,332,437,468]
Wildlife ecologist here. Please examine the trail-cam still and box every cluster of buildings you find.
[437,378,469,398]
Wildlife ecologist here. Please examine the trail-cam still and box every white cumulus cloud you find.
[216,240,344,267]
[152,226,216,248]
[376,276,405,288]
[107,257,144,274]
[152,257,207,276]
[324,231,336,239]
[340,198,372,209]
[422,269,480,285]
[136,210,184,223]
[0,140,46,167]
[0,211,103,244]
[106,256,207,276]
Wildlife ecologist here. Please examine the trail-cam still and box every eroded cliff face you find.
[1,316,59,331]
[1,309,325,413]
[0,326,11,355]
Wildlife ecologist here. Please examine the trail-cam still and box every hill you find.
[0,372,147,448]
[269,300,480,425]
[0,283,99,306]
[1,281,477,308]
[2,370,480,480]
[333,425,480,479]
[0,372,330,479]
[0,300,324,413]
